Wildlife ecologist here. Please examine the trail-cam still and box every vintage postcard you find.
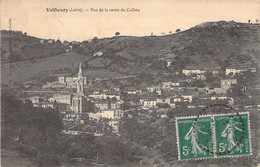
[1,0,259,166]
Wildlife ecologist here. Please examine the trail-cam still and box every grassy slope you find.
[78,21,260,69]
[1,52,91,84]
[1,21,260,84]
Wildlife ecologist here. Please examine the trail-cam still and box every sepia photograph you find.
[1,0,260,166]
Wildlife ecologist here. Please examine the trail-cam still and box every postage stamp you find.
[214,112,252,158]
[176,111,252,160]
[176,115,214,160]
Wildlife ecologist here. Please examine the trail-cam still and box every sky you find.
[1,0,259,41]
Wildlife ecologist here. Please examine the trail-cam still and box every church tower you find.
[71,62,86,114]
[76,62,84,94]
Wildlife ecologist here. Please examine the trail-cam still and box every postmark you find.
[175,104,252,160]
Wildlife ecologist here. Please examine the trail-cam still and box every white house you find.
[225,68,244,76]
[143,99,157,108]
[181,94,193,103]
[101,109,124,119]
[51,94,72,105]
[210,96,228,100]
[124,90,137,95]
[39,39,45,44]
[93,51,104,57]
[29,96,44,104]
[182,69,206,75]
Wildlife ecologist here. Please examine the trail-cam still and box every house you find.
[147,86,161,93]
[51,94,72,105]
[114,87,120,92]
[211,70,220,77]
[225,68,244,76]
[221,78,237,90]
[156,90,162,95]
[109,120,121,133]
[58,76,87,86]
[210,95,228,100]
[143,99,157,108]
[62,111,81,123]
[166,59,173,67]
[62,130,79,135]
[101,109,124,119]
[29,96,44,104]
[156,98,166,104]
[165,98,176,108]
[162,82,172,89]
[181,94,193,103]
[88,112,102,122]
[182,69,206,75]
[48,39,54,44]
[161,81,180,89]
[167,61,172,67]
[93,52,103,57]
[94,100,109,110]
[33,102,55,109]
[94,99,123,110]
[89,93,121,100]
[206,87,226,94]
[249,67,257,73]
[39,39,45,44]
[173,96,182,102]
[197,74,206,80]
[124,89,137,95]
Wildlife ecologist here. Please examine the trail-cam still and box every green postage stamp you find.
[176,112,252,160]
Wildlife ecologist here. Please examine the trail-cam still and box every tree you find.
[175,29,181,32]
[56,39,61,44]
[84,100,95,113]
[115,32,120,36]
[92,37,98,43]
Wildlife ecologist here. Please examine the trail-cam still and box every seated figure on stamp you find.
[185,121,208,156]
[221,117,244,153]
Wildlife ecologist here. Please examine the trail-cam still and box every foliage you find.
[2,87,143,166]
[175,29,181,32]
[1,88,63,166]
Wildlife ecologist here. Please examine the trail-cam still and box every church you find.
[52,63,90,123]
[71,62,88,113]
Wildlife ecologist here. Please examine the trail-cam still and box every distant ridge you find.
[1,21,260,83]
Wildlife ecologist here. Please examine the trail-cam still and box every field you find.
[1,52,91,84]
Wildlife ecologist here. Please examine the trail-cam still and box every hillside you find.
[1,30,66,63]
[1,21,260,84]
[77,21,260,71]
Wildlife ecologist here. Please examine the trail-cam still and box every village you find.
[19,61,259,138]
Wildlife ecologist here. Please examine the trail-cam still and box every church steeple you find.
[76,62,84,94]
[78,62,82,78]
